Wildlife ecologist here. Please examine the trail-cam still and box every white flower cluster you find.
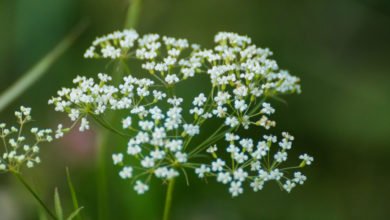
[111,96,204,194]
[0,106,54,173]
[84,30,139,59]
[196,132,314,196]
[51,29,312,196]
[49,73,159,132]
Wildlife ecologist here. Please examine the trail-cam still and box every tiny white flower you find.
[250,161,261,171]
[119,166,133,179]
[283,180,296,193]
[32,146,39,153]
[225,116,239,128]
[226,144,239,153]
[112,153,123,165]
[225,133,239,142]
[79,117,90,132]
[122,117,132,129]
[274,151,288,163]
[193,93,207,106]
[134,181,149,194]
[175,152,187,163]
[165,74,179,84]
[239,138,254,152]
[234,99,247,112]
[141,156,155,168]
[299,154,314,166]
[206,145,217,154]
[165,139,183,152]
[217,172,232,184]
[233,152,248,164]
[195,165,210,178]
[269,169,283,180]
[233,168,248,182]
[154,167,169,178]
[26,161,34,168]
[250,178,265,192]
[55,124,64,139]
[211,159,226,172]
[153,90,166,100]
[229,181,243,197]
[151,149,165,160]
[293,172,307,185]
[183,124,199,136]
[279,139,292,150]
[127,145,141,155]
[261,102,275,115]
[166,168,180,179]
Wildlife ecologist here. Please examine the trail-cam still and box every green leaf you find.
[38,208,48,220]
[54,188,64,220]
[66,207,84,220]
[66,167,82,220]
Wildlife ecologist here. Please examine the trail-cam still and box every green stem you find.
[96,1,142,218]
[90,114,133,138]
[96,62,124,220]
[13,172,58,220]
[162,179,175,220]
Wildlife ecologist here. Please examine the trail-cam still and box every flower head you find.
[51,29,312,196]
[0,107,55,173]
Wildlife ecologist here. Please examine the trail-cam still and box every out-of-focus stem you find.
[0,20,88,112]
[97,1,142,219]
[97,61,127,220]
[124,0,142,29]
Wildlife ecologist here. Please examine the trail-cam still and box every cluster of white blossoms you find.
[198,132,314,196]
[51,29,313,196]
[0,106,54,173]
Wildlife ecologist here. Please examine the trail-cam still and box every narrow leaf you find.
[0,20,88,112]
[66,207,84,220]
[38,207,48,220]
[66,167,82,220]
[54,188,64,220]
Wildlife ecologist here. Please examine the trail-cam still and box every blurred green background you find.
[1,0,390,219]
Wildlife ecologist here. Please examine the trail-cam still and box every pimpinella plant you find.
[49,29,313,219]
[0,106,83,220]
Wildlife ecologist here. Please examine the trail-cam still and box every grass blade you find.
[38,207,49,220]
[0,20,88,112]
[66,167,82,220]
[54,188,63,220]
[66,207,84,220]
